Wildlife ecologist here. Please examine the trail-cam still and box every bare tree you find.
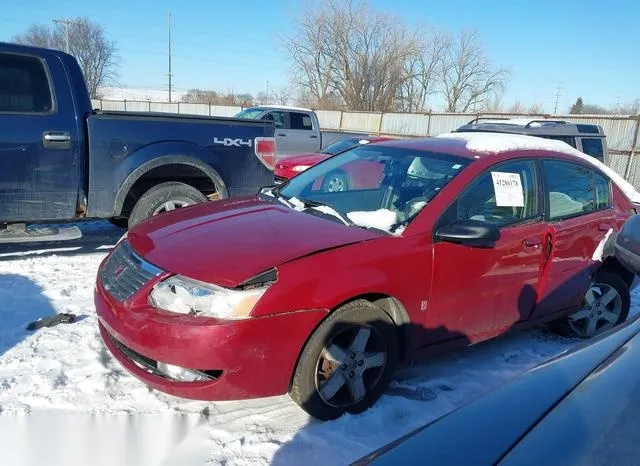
[270,87,294,106]
[183,89,254,107]
[438,30,509,112]
[284,5,338,108]
[478,93,504,112]
[182,89,221,105]
[397,28,448,112]
[13,18,118,98]
[619,98,640,115]
[284,0,418,112]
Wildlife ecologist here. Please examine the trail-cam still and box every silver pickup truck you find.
[234,105,369,157]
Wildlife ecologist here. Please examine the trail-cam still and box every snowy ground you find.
[1,221,638,465]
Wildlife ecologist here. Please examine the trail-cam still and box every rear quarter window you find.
[581,138,604,158]
[0,53,53,113]
[290,112,313,130]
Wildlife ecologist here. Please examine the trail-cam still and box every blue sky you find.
[2,0,638,112]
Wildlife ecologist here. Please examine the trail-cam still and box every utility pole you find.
[553,83,562,115]
[53,18,78,54]
[167,12,173,103]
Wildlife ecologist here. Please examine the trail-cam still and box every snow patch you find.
[347,209,398,232]
[436,131,640,204]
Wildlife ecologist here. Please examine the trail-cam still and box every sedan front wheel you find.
[290,300,398,421]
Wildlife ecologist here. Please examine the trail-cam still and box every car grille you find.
[99,240,163,301]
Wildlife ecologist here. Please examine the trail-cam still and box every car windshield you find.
[320,138,364,155]
[234,108,264,119]
[276,145,470,233]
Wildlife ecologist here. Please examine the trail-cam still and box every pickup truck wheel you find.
[108,218,129,228]
[128,181,207,228]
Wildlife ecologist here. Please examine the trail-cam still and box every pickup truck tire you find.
[109,218,129,228]
[128,181,207,228]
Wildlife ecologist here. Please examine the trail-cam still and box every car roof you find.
[375,132,584,159]
[457,117,604,137]
[248,105,314,112]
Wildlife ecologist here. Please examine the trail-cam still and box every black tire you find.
[551,270,630,339]
[108,218,129,228]
[289,299,398,421]
[128,181,207,228]
[321,170,350,192]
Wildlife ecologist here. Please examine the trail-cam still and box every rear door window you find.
[543,160,599,220]
[0,53,53,113]
[289,112,313,130]
[263,111,285,129]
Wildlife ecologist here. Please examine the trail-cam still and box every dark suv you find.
[455,118,607,162]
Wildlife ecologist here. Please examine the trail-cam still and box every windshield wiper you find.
[298,199,353,226]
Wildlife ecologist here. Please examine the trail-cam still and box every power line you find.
[52,18,81,54]
[553,82,562,115]
[167,12,173,103]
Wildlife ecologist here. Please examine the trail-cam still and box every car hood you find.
[276,152,330,168]
[127,197,380,287]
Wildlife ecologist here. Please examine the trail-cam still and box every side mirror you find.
[435,220,500,248]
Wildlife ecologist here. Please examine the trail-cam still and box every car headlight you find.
[149,275,268,319]
[291,165,311,173]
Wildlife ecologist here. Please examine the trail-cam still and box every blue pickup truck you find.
[0,42,276,242]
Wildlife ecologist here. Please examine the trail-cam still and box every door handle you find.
[310,135,318,139]
[277,133,286,137]
[523,237,542,248]
[598,223,612,232]
[43,131,71,149]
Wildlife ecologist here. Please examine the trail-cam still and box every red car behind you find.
[96,134,636,420]
[274,136,393,190]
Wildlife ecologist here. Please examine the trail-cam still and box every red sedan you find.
[274,136,394,190]
[96,134,635,420]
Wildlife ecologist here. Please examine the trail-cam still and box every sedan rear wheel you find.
[290,300,398,421]
[553,271,630,339]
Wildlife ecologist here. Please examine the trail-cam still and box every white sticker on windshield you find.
[452,164,462,170]
[491,172,524,207]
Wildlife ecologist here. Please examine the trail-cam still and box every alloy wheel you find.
[152,199,192,215]
[315,324,387,408]
[568,282,622,338]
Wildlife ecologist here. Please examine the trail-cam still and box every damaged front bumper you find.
[95,280,328,401]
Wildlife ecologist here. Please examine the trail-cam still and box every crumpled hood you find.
[127,196,380,287]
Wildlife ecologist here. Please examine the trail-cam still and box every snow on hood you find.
[347,209,398,232]
[437,131,640,204]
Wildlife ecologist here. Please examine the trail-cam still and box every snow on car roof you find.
[436,131,640,203]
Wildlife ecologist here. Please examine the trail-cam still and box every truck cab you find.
[234,105,322,156]
[0,42,276,242]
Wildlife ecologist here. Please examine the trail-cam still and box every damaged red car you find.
[96,133,636,420]
[274,136,394,187]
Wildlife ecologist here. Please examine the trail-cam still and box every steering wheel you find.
[401,196,431,221]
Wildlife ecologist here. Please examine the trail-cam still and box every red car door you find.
[426,159,549,343]
[531,160,617,318]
